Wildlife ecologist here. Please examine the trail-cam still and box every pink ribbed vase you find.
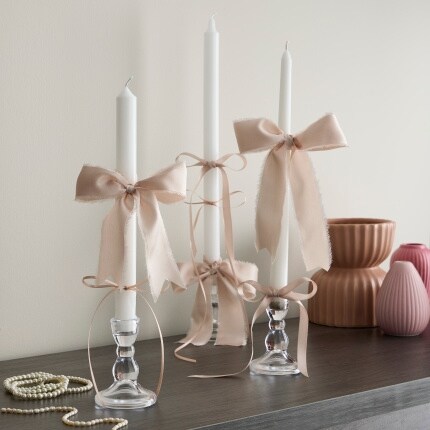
[390,243,430,297]
[376,261,430,336]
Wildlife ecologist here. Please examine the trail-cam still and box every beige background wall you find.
[1,0,429,360]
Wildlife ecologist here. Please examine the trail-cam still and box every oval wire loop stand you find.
[95,318,157,409]
[250,298,300,376]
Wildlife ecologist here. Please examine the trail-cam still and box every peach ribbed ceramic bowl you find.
[329,218,396,268]
[308,218,396,328]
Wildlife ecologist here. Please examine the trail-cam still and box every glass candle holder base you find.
[95,380,156,409]
[96,318,157,409]
[250,351,299,375]
[250,297,301,376]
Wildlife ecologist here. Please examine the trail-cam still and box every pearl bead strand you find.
[1,372,128,429]
[3,372,91,399]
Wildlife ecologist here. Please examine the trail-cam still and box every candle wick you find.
[285,41,289,50]
[125,76,134,88]
[211,12,218,19]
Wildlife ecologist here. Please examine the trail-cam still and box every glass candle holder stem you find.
[250,298,300,376]
[210,283,219,342]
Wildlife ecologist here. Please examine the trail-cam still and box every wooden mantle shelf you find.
[1,319,430,429]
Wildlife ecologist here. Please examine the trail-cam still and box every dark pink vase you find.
[390,243,430,297]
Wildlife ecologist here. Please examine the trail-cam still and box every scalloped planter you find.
[308,218,395,327]
[376,261,430,336]
[390,243,430,297]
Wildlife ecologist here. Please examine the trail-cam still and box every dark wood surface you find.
[1,319,430,429]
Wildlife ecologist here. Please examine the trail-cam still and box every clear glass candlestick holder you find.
[250,297,300,376]
[95,318,157,409]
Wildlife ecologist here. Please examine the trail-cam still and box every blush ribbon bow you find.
[171,258,258,348]
[234,114,347,271]
[75,162,187,301]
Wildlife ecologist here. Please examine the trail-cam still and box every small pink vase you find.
[390,243,430,297]
[376,261,430,336]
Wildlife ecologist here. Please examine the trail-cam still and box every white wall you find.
[1,0,429,360]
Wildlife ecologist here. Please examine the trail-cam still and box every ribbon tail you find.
[296,300,310,377]
[219,168,235,263]
[215,275,248,346]
[289,151,331,271]
[179,278,212,346]
[174,270,210,363]
[170,261,195,292]
[138,192,184,301]
[97,198,130,285]
[255,145,288,259]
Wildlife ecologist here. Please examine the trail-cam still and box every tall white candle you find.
[115,79,137,319]
[269,43,292,288]
[203,17,220,263]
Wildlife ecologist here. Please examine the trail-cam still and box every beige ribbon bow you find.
[171,259,258,347]
[75,162,187,301]
[190,277,317,379]
[234,114,347,271]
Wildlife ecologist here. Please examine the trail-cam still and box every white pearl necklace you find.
[3,372,92,399]
[1,372,128,429]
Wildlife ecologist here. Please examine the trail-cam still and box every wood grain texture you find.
[325,402,430,430]
[1,319,430,429]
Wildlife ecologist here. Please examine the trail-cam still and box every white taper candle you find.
[269,43,292,289]
[203,17,221,263]
[115,78,137,319]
